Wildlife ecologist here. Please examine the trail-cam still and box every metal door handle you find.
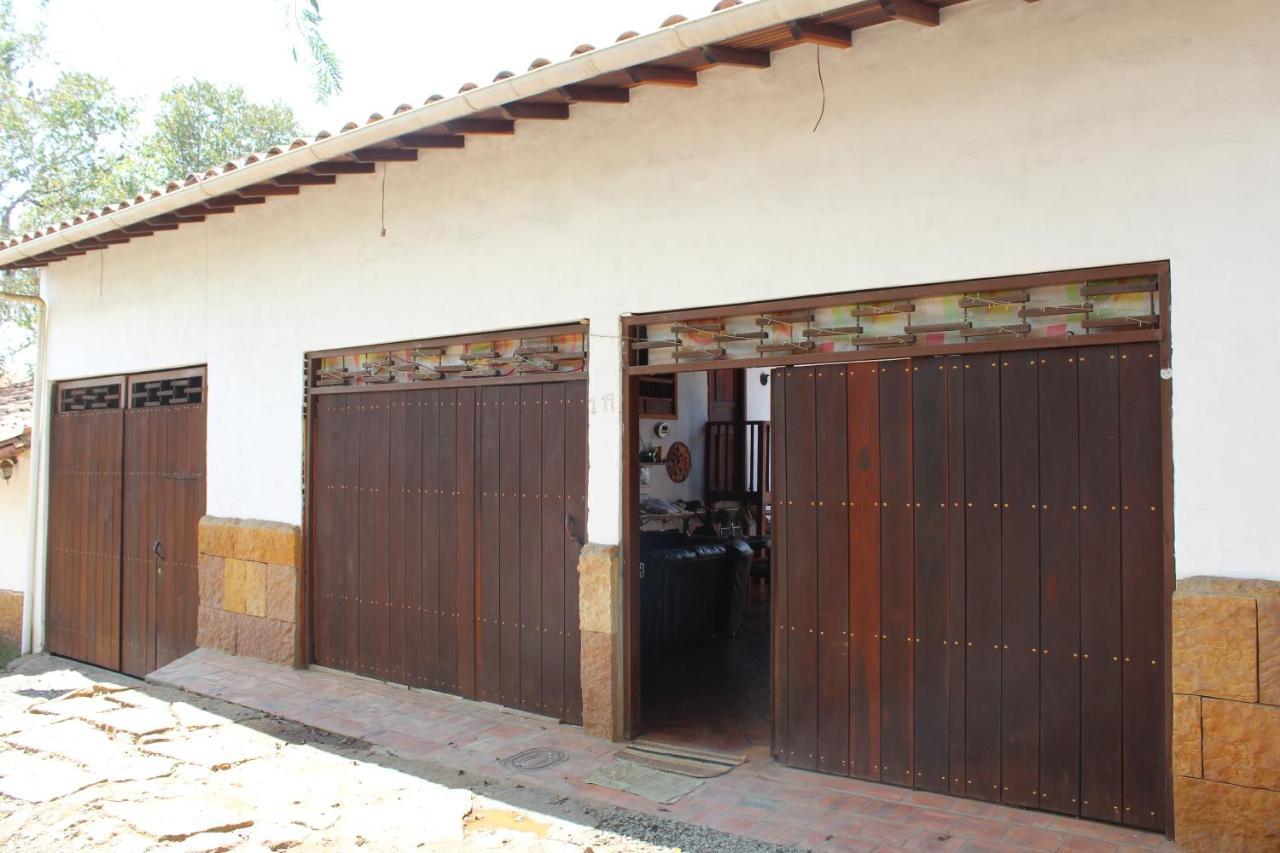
[153,539,165,569]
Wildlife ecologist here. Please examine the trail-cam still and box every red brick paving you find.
[152,649,1174,852]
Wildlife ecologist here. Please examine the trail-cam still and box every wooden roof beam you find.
[787,19,853,48]
[352,147,419,162]
[311,161,377,175]
[444,118,515,135]
[177,203,236,216]
[500,102,570,120]
[122,223,179,234]
[236,183,302,196]
[559,85,629,104]
[273,173,338,186]
[396,133,466,149]
[625,65,698,87]
[148,213,207,225]
[700,45,771,69]
[212,195,267,207]
[878,0,941,26]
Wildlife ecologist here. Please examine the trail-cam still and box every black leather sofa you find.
[639,531,753,658]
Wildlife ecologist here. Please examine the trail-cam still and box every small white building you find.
[1,0,1277,847]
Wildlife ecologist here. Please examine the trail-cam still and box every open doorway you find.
[632,367,773,755]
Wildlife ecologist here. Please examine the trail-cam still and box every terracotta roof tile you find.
[0,380,33,445]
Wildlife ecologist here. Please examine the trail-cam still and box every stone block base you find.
[0,588,22,651]
[197,517,300,667]
[578,543,621,740]
[1173,576,1280,850]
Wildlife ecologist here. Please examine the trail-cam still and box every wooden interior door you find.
[310,378,586,723]
[45,380,125,670]
[770,344,1165,829]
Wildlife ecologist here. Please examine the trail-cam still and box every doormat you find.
[584,759,705,805]
[618,740,747,778]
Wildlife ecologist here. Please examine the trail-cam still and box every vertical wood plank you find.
[403,392,425,688]
[563,383,588,725]
[476,387,502,702]
[1038,349,1081,815]
[438,389,459,694]
[518,384,543,713]
[878,359,914,787]
[340,395,362,674]
[1000,352,1040,809]
[498,386,521,707]
[358,393,391,680]
[945,356,966,795]
[421,391,441,690]
[964,353,1001,802]
[1118,342,1166,831]
[770,368,789,764]
[814,366,849,776]
[784,367,818,771]
[847,362,881,781]
[540,384,567,720]
[456,386,477,699]
[1077,345,1123,823]
[387,395,408,684]
[912,357,949,793]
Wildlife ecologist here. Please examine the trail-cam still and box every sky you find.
[20,0,695,133]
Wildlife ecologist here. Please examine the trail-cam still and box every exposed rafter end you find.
[396,133,466,149]
[879,0,941,27]
[444,118,515,135]
[311,161,377,175]
[559,85,630,104]
[273,173,338,186]
[501,102,570,120]
[787,19,853,48]
[237,183,302,196]
[352,147,419,162]
[700,45,771,69]
[625,65,698,87]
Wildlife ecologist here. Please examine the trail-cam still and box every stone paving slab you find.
[153,647,1179,853]
[1,654,786,852]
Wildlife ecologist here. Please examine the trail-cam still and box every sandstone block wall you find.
[0,589,21,653]
[196,516,301,666]
[1172,576,1280,850]
[578,543,622,741]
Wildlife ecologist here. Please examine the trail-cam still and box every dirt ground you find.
[0,655,791,852]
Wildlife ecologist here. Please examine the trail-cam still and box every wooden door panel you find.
[308,379,585,723]
[768,346,1165,831]
[47,401,124,670]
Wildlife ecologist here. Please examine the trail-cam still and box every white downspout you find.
[0,289,47,656]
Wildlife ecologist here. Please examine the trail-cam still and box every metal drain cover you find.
[502,747,568,771]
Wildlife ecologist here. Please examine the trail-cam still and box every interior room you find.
[635,367,772,753]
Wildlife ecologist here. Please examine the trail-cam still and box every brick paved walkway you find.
[153,649,1176,852]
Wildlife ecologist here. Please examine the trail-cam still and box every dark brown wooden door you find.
[770,343,1165,830]
[46,381,125,670]
[46,370,206,676]
[310,379,586,724]
[121,376,207,677]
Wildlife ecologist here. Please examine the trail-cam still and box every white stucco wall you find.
[36,0,1280,582]
[0,449,30,593]
[640,371,709,505]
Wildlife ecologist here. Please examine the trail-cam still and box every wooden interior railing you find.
[705,419,770,532]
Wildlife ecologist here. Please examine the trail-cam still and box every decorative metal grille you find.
[60,384,122,412]
[130,375,203,408]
